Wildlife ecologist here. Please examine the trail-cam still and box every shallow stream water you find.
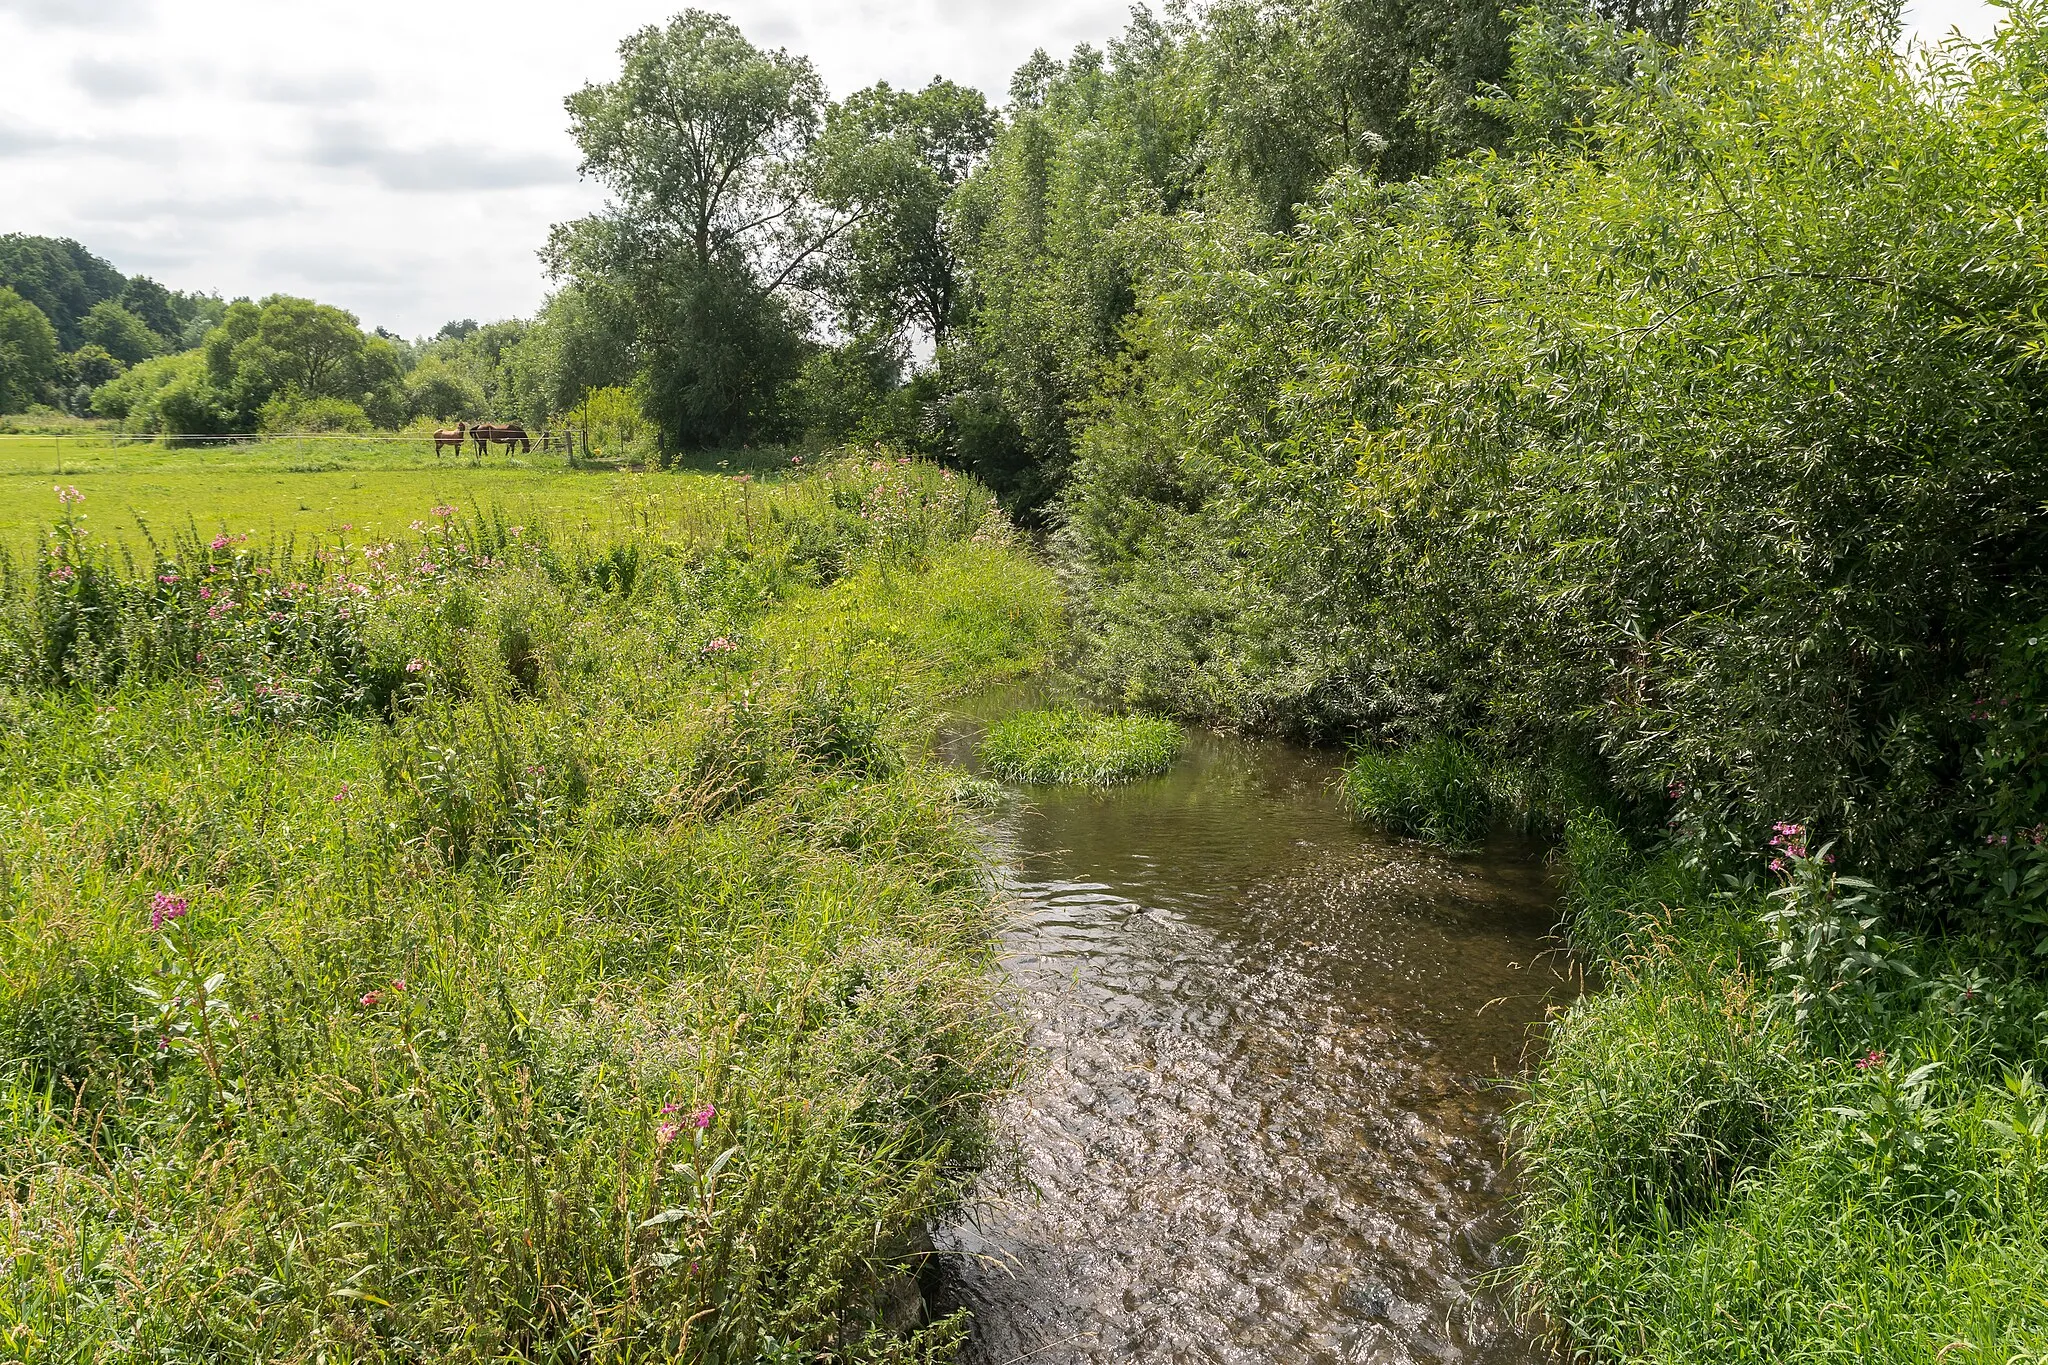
[931,713,1579,1364]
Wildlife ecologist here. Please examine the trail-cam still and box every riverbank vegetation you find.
[977,709,1181,785]
[1051,0,2048,1356]
[0,458,1056,1358]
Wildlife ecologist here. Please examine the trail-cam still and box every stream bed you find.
[931,715,1580,1364]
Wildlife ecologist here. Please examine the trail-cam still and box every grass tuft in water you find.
[1341,737,1496,846]
[978,709,1181,785]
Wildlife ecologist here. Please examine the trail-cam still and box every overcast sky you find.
[0,0,2001,339]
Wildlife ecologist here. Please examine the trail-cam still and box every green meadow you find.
[0,435,802,553]
[0,454,1059,1359]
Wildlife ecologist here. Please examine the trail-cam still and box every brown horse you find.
[491,422,531,455]
[432,421,468,456]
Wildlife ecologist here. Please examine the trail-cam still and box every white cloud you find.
[0,0,2003,337]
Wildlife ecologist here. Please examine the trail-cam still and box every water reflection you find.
[933,716,1577,1364]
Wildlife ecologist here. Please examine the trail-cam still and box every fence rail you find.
[0,428,591,453]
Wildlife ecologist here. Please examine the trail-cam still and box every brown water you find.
[932,715,1578,1364]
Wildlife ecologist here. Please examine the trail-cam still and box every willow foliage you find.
[1067,0,2048,911]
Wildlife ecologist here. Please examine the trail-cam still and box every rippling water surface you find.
[932,712,1579,1364]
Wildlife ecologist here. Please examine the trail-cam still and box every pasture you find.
[0,434,798,553]
[0,454,1057,1358]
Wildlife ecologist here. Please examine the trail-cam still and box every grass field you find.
[0,434,801,552]
[0,453,1059,1360]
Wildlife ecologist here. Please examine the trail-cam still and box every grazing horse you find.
[432,420,468,457]
[491,422,532,454]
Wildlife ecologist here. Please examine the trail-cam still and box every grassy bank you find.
[0,456,1058,1360]
[1342,751,2048,1361]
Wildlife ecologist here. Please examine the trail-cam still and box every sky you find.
[0,0,2002,339]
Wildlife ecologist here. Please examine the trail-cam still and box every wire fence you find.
[0,428,592,454]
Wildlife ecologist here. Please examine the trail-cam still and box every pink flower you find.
[406,658,426,674]
[701,637,737,655]
[1988,833,2010,847]
[210,534,231,551]
[391,979,406,993]
[1855,1048,1886,1072]
[656,1122,680,1145]
[158,572,178,585]
[432,505,457,519]
[692,1103,716,1130]
[660,1101,681,1114]
[360,990,382,1008]
[334,783,352,802]
[148,891,188,931]
[54,484,83,505]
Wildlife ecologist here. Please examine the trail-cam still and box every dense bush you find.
[0,457,1056,1359]
[1067,0,2048,924]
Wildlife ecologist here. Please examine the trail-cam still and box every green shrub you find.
[978,708,1181,785]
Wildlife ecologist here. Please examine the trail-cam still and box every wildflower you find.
[199,585,212,600]
[406,658,426,673]
[508,525,525,539]
[48,564,75,583]
[656,1122,680,1146]
[790,454,803,466]
[1988,833,2011,847]
[702,637,737,655]
[334,782,352,802]
[149,891,188,931]
[660,1101,681,1114]
[391,979,406,993]
[158,572,178,585]
[2029,825,2048,846]
[1767,820,1808,862]
[733,474,753,484]
[340,522,353,533]
[692,1103,716,1129]
[1667,780,1686,800]
[1855,1048,1886,1072]
[211,534,232,550]
[54,484,83,504]
[361,990,382,1008]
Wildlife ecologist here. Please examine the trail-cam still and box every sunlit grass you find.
[0,454,1055,1358]
[977,708,1181,785]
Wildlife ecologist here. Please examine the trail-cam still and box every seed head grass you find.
[977,709,1181,785]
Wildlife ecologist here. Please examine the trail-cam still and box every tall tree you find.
[813,78,995,346]
[552,10,845,449]
[0,286,60,414]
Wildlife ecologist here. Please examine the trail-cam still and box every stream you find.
[931,713,1579,1364]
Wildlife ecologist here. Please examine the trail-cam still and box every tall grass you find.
[976,709,1181,785]
[1513,829,2048,1363]
[0,456,1058,1360]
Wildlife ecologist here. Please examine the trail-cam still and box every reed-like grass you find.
[0,455,1058,1361]
[976,708,1181,785]
[1341,737,1497,846]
